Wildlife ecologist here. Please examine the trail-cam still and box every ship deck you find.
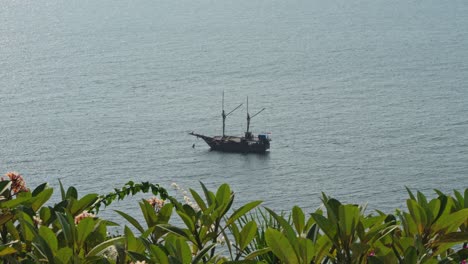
[212,136,259,143]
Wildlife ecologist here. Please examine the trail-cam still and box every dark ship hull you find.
[190,132,270,153]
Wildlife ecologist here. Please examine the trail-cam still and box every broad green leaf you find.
[31,187,53,212]
[311,213,337,243]
[54,200,69,213]
[158,224,193,243]
[361,215,386,231]
[265,207,298,245]
[127,229,146,255]
[142,226,156,238]
[149,245,169,264]
[396,237,414,254]
[70,193,99,216]
[433,232,468,244]
[33,234,55,262]
[314,235,333,263]
[127,251,148,263]
[239,221,257,250]
[200,181,215,206]
[176,210,195,233]
[115,210,144,233]
[405,187,416,201]
[304,214,317,235]
[191,243,216,264]
[76,217,95,248]
[218,196,234,220]
[215,183,231,206]
[350,242,369,261]
[153,204,174,240]
[465,189,468,208]
[190,188,207,211]
[0,246,16,257]
[59,179,66,200]
[66,186,78,199]
[168,237,192,264]
[55,247,73,263]
[181,203,197,218]
[406,199,427,235]
[5,221,19,241]
[200,229,217,245]
[265,228,299,264]
[297,237,315,263]
[39,207,52,226]
[324,197,341,222]
[229,222,240,246]
[416,191,428,208]
[0,213,14,226]
[433,209,468,233]
[125,226,137,251]
[18,212,35,242]
[435,195,449,221]
[0,196,30,209]
[226,201,262,226]
[292,206,305,235]
[157,203,174,223]
[140,199,158,227]
[427,199,440,224]
[368,224,398,245]
[454,190,464,209]
[245,247,272,260]
[38,226,58,252]
[56,212,75,247]
[368,256,384,264]
[401,212,418,236]
[403,246,417,264]
[86,237,125,257]
[32,182,48,196]
[338,204,360,239]
[101,219,119,226]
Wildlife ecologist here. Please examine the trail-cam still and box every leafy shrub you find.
[0,172,466,264]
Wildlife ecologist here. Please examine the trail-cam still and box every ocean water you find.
[1,0,467,220]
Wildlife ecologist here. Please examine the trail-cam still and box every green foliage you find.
[389,188,468,263]
[159,182,263,262]
[256,189,468,264]
[230,208,281,263]
[0,173,467,264]
[0,178,124,263]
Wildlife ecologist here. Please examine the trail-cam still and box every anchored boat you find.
[189,94,271,153]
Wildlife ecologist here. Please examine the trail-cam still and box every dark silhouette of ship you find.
[189,94,271,153]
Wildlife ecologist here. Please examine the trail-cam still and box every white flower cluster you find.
[171,182,200,211]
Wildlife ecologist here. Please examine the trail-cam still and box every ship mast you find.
[246,96,250,133]
[222,91,242,137]
[222,91,225,137]
[246,96,265,137]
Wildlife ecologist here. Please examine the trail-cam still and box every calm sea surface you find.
[1,0,468,220]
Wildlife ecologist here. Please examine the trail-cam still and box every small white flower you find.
[33,215,42,226]
[102,245,118,260]
[217,235,226,245]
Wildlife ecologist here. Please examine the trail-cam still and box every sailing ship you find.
[189,94,271,153]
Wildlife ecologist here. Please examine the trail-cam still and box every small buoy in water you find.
[192,143,195,148]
